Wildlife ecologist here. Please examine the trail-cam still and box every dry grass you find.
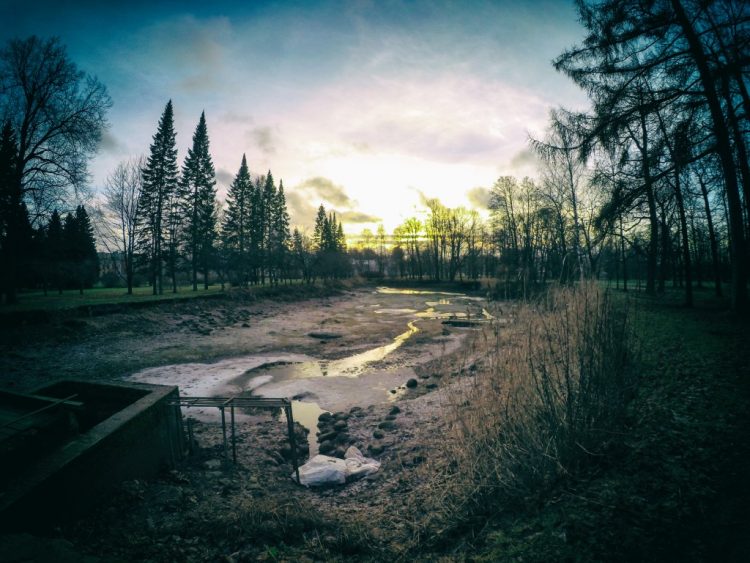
[415,283,635,544]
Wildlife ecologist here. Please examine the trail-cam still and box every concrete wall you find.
[0,380,184,532]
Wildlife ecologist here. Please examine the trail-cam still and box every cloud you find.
[298,177,354,208]
[130,15,232,93]
[337,210,382,224]
[98,131,126,155]
[466,186,491,209]
[285,190,318,229]
[216,168,234,187]
[509,148,541,173]
[251,126,275,154]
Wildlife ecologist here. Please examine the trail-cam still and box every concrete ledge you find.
[0,380,184,531]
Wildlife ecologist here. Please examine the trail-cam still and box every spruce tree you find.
[138,100,178,295]
[313,204,327,250]
[46,210,64,293]
[269,179,291,284]
[75,205,99,290]
[260,171,276,284]
[0,120,19,302]
[248,175,264,283]
[180,111,217,290]
[222,154,253,286]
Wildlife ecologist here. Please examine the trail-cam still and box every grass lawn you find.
[3,284,227,311]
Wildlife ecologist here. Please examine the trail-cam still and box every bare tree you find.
[0,36,110,302]
[100,157,144,294]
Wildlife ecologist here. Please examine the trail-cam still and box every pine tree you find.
[46,210,64,293]
[180,111,217,290]
[313,204,327,251]
[259,171,276,284]
[137,100,178,295]
[0,120,21,303]
[270,179,291,283]
[222,154,253,286]
[248,175,264,283]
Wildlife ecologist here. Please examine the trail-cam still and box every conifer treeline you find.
[110,100,350,293]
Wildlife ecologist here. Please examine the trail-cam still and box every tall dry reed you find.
[421,283,634,534]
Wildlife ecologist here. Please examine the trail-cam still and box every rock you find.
[333,419,348,431]
[333,411,350,421]
[373,430,384,439]
[426,383,438,389]
[318,430,338,442]
[389,406,401,415]
[334,432,351,445]
[389,389,397,394]
[385,414,397,421]
[318,412,333,423]
[349,406,363,414]
[406,378,418,388]
[308,331,342,340]
[333,447,347,459]
[367,443,385,455]
[378,420,397,431]
[241,322,250,328]
[319,440,335,454]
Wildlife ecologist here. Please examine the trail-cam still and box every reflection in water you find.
[376,287,464,296]
[282,400,329,456]
[240,321,420,384]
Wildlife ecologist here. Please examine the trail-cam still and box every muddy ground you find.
[0,284,494,561]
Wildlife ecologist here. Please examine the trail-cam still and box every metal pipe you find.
[230,403,237,463]
[285,404,301,483]
[220,406,228,459]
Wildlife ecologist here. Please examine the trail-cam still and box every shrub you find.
[426,283,635,529]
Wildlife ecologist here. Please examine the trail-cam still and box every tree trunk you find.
[673,169,693,306]
[699,174,723,297]
[672,0,747,310]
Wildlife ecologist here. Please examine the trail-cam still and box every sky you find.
[0,0,589,233]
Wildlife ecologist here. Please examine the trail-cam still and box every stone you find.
[334,432,351,445]
[373,430,384,439]
[377,420,397,431]
[406,378,418,388]
[333,420,348,431]
[389,406,401,415]
[318,430,338,442]
[318,412,333,423]
[319,440,335,454]
[367,443,385,455]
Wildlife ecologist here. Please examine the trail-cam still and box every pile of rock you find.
[316,411,354,458]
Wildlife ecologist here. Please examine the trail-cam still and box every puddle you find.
[374,308,418,314]
[282,400,329,456]
[128,287,486,456]
[376,287,464,296]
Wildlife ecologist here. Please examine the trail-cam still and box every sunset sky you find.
[1,0,588,233]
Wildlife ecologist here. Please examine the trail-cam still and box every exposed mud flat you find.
[128,287,482,453]
[0,284,499,561]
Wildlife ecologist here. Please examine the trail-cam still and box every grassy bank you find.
[411,285,750,561]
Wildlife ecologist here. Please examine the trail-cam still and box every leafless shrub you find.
[420,283,634,535]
